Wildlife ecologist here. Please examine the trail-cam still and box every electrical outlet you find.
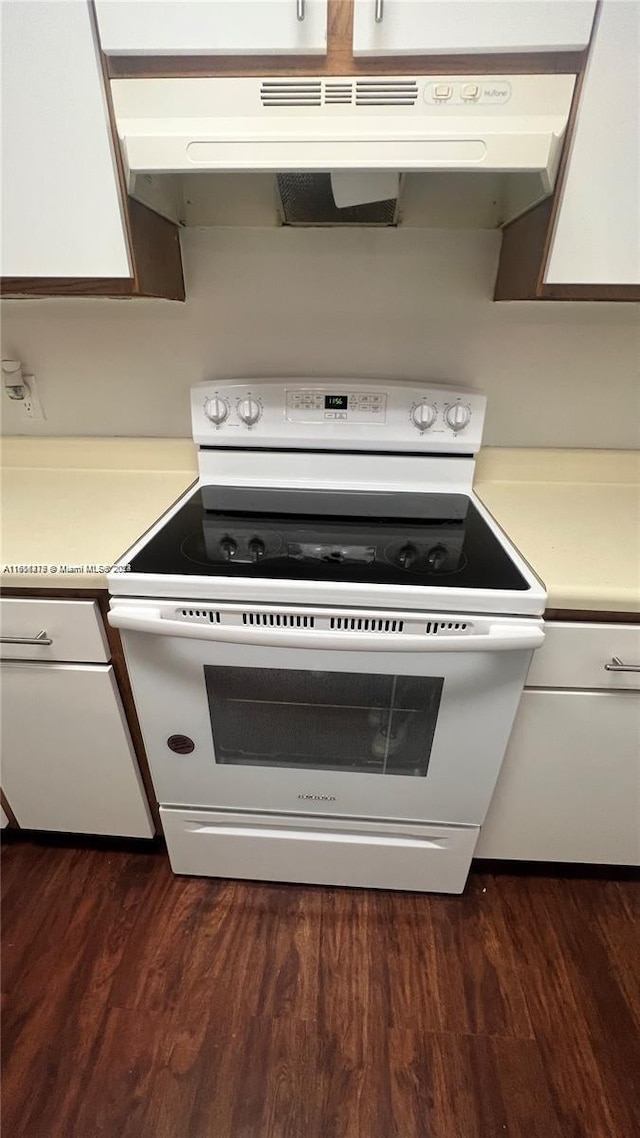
[22,375,46,421]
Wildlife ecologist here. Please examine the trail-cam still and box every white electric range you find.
[108,380,545,894]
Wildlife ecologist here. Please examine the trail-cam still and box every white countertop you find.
[1,438,197,590]
[475,448,640,614]
[1,439,638,614]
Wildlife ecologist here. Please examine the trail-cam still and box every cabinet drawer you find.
[0,599,109,663]
[526,622,640,691]
[161,808,479,894]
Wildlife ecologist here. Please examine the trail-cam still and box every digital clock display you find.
[325,395,348,410]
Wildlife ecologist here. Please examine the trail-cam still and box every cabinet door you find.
[476,690,640,865]
[353,1,596,57]
[95,0,328,56]
[545,1,640,286]
[0,662,154,838]
[0,0,130,279]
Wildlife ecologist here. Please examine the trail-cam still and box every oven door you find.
[110,601,544,826]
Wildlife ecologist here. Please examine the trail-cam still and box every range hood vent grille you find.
[260,79,418,109]
[260,80,322,107]
[355,80,418,106]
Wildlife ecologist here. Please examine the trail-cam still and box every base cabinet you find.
[0,661,154,838]
[477,688,640,865]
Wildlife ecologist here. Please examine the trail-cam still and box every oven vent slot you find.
[330,617,405,633]
[242,611,316,628]
[261,81,322,107]
[177,608,221,623]
[425,621,469,635]
[355,80,418,107]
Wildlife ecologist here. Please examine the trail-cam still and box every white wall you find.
[2,227,639,447]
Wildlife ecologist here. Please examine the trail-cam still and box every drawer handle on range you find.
[0,630,52,646]
[604,657,640,673]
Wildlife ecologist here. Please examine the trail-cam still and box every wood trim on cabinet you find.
[494,197,554,302]
[105,0,587,79]
[0,789,19,830]
[544,608,640,624]
[537,283,640,302]
[1,586,161,832]
[106,50,587,80]
[126,197,184,301]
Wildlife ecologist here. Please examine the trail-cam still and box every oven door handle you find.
[108,607,544,652]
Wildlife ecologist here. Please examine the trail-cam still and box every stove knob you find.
[204,396,229,425]
[411,402,437,432]
[220,537,237,560]
[248,537,266,562]
[445,403,471,432]
[398,544,418,569]
[238,398,262,427]
[426,545,448,572]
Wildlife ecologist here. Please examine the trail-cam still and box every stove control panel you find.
[286,389,387,424]
[191,380,486,454]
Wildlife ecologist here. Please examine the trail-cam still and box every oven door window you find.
[204,666,444,777]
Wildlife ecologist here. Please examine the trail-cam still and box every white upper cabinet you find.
[0,1,131,279]
[545,1,640,287]
[353,0,597,56]
[95,0,328,56]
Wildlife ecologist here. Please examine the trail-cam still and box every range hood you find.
[110,74,576,227]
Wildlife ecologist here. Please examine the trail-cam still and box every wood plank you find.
[496,873,640,1137]
[390,1029,564,1138]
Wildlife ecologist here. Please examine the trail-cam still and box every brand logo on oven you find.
[298,793,337,802]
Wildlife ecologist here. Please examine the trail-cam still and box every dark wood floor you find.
[2,837,639,1138]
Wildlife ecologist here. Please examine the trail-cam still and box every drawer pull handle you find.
[0,630,53,646]
[375,0,384,22]
[296,0,305,20]
[604,656,640,673]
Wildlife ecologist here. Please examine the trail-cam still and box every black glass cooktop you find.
[129,487,529,591]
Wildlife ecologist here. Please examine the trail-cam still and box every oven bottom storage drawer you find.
[160,808,480,894]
